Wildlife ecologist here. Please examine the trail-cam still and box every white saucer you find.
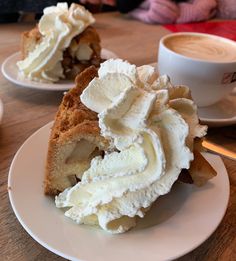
[8,122,229,261]
[0,98,3,123]
[198,93,236,127]
[1,49,118,91]
[149,62,236,127]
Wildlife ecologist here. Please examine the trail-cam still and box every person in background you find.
[80,0,236,23]
[0,0,235,23]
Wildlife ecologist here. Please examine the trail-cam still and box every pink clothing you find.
[129,0,235,24]
[129,0,179,24]
[217,0,236,19]
[177,0,217,24]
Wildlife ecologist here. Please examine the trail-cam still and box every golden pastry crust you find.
[50,66,99,140]
[44,66,109,195]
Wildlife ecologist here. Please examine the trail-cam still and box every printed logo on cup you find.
[222,72,236,84]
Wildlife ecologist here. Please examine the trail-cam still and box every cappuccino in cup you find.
[158,32,236,107]
[164,34,236,62]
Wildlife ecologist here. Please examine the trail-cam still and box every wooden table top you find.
[0,12,235,261]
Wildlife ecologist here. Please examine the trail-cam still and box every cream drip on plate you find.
[55,59,207,233]
[17,3,94,83]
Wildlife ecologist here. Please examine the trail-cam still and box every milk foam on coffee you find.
[164,34,236,62]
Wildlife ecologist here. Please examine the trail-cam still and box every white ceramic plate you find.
[0,98,3,123]
[198,93,236,127]
[1,49,118,91]
[8,122,229,261]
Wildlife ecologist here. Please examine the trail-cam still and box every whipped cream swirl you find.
[55,59,207,233]
[17,3,94,83]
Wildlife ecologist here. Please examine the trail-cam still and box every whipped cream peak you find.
[99,86,157,150]
[69,3,95,24]
[56,59,207,233]
[43,2,68,15]
[17,3,94,83]
[81,73,134,114]
[98,59,138,84]
[137,65,159,87]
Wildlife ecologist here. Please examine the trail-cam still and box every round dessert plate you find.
[1,49,118,91]
[8,122,229,261]
[0,98,3,124]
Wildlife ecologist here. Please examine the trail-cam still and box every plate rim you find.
[7,122,77,261]
[198,96,236,127]
[1,49,118,91]
[8,121,230,261]
[199,113,236,125]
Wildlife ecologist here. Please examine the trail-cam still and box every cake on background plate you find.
[17,3,102,83]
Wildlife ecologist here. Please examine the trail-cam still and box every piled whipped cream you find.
[55,59,207,233]
[17,3,94,83]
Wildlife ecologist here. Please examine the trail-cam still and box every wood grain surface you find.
[0,12,235,261]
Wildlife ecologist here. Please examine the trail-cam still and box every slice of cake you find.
[45,59,216,199]
[44,66,109,195]
[51,59,217,234]
[17,3,102,83]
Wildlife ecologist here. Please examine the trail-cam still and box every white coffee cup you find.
[158,32,236,107]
